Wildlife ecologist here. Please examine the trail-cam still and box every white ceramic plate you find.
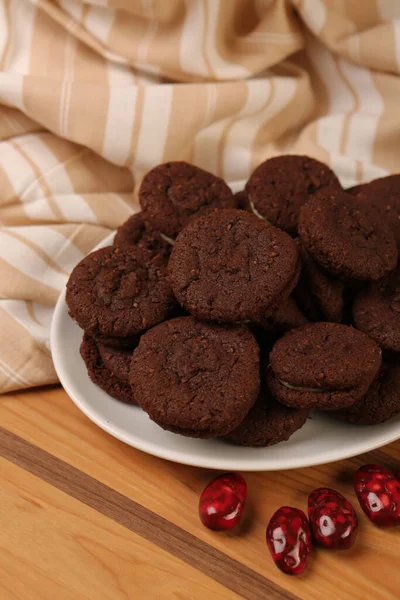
[51,191,400,471]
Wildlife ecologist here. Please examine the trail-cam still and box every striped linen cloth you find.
[0,0,399,393]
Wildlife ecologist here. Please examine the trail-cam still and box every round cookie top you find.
[225,389,309,447]
[356,175,400,248]
[298,189,398,281]
[269,322,382,391]
[130,316,260,436]
[353,267,400,352]
[114,212,170,254]
[331,363,400,425]
[98,343,136,385]
[294,241,344,323]
[80,334,134,404]
[66,245,176,342]
[139,161,236,238]
[168,209,300,323]
[245,155,341,234]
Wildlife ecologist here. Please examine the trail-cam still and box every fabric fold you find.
[0,0,399,392]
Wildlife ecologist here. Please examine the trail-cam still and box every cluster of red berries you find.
[198,464,400,576]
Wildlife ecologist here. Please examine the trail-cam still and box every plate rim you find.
[51,233,400,472]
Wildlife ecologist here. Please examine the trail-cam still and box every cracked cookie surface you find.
[66,245,176,345]
[130,316,260,437]
[168,209,299,323]
[139,161,236,238]
[245,155,341,234]
[298,190,398,281]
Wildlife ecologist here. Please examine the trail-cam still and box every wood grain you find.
[1,387,400,599]
[0,427,298,600]
[0,458,242,600]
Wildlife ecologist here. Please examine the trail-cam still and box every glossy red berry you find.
[308,487,358,549]
[199,473,247,531]
[266,506,312,575]
[354,464,400,526]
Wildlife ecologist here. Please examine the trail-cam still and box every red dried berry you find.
[308,487,358,549]
[266,506,312,575]
[354,464,400,526]
[199,473,247,531]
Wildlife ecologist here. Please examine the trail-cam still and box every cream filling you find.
[159,232,176,246]
[278,379,329,394]
[249,200,267,221]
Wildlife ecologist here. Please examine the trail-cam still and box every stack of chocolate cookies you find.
[66,157,400,447]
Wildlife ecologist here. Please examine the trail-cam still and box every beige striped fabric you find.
[0,0,400,393]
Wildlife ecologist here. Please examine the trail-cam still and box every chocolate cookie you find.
[355,175,400,249]
[298,189,398,281]
[169,209,300,323]
[267,322,382,410]
[263,297,308,333]
[114,212,170,254]
[294,241,345,322]
[67,245,176,346]
[130,317,260,438]
[139,161,236,238]
[80,334,134,403]
[330,363,400,425]
[346,184,363,195]
[353,267,400,352]
[245,155,341,234]
[98,343,134,385]
[225,389,309,447]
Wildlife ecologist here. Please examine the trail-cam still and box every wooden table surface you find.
[1,386,399,600]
